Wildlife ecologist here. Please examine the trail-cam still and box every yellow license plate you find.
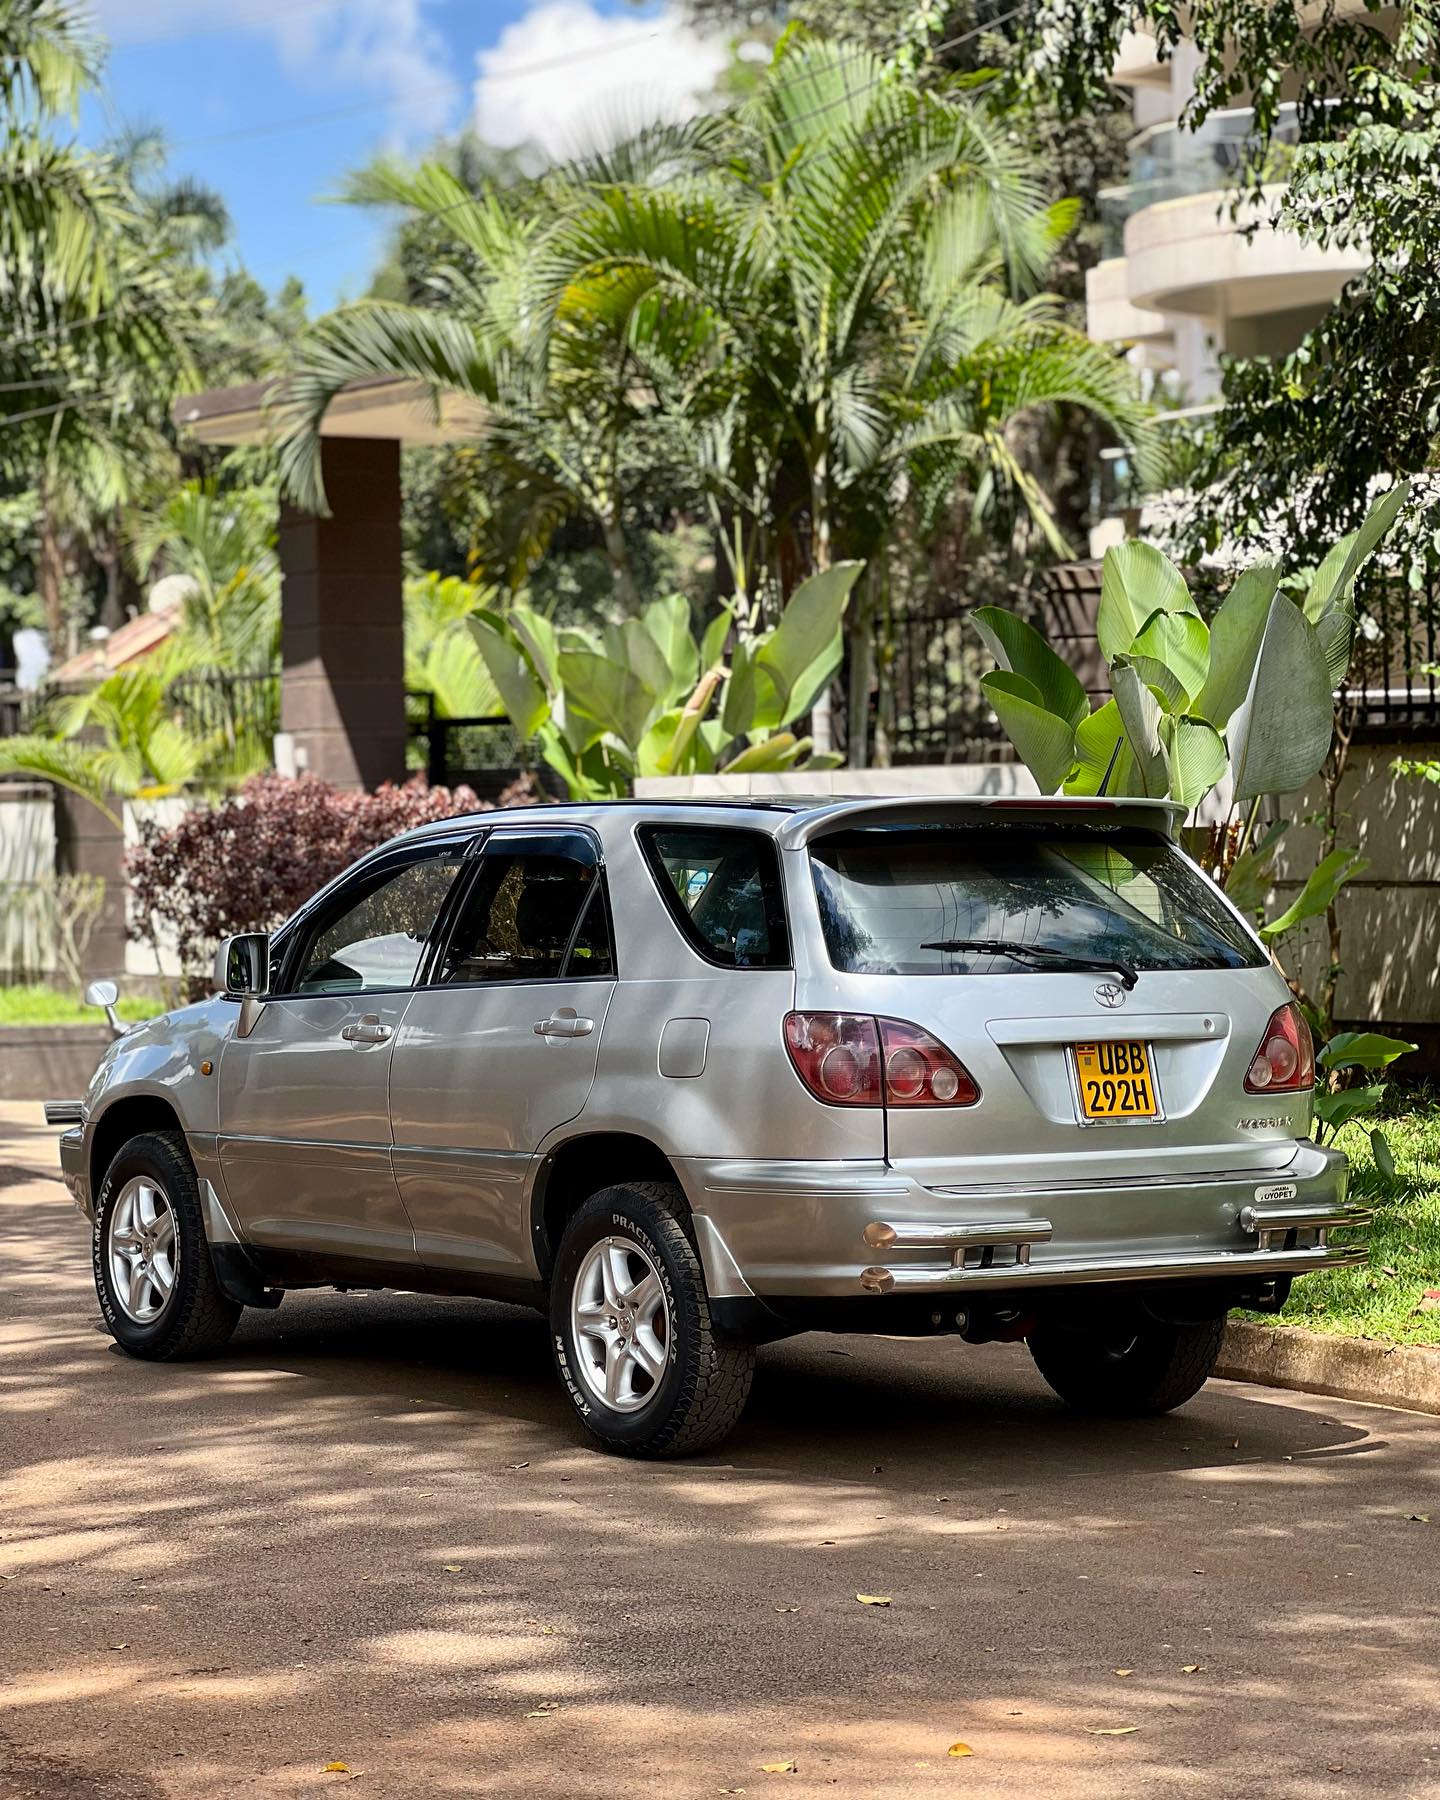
[1073,1040,1159,1121]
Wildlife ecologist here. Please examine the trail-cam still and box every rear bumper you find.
[685,1140,1362,1299]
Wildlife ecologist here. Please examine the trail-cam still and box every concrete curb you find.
[1218,1319,1440,1417]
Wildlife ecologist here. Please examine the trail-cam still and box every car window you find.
[292,846,467,996]
[808,824,1265,975]
[638,824,790,969]
[435,838,612,984]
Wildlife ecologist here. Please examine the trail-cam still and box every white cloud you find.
[87,0,459,142]
[472,1,729,159]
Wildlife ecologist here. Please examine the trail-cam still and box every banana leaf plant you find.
[971,481,1411,815]
[468,561,863,800]
[1228,840,1416,1176]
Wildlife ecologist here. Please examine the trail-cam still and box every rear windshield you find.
[809,824,1264,976]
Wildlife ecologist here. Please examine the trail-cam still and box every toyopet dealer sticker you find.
[1254,1182,1299,1205]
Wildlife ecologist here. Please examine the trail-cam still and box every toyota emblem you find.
[1094,981,1126,1009]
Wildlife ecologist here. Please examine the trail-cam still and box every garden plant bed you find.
[1224,1092,1440,1414]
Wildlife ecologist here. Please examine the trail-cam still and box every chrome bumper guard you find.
[44,1099,83,1126]
[859,1197,1371,1295]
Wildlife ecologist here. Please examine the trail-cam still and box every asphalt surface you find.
[2,1102,1439,1800]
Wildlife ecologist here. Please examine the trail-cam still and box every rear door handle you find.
[341,1014,392,1044]
[533,1013,594,1038]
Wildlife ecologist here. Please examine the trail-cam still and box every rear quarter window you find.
[638,824,790,969]
[808,823,1264,976]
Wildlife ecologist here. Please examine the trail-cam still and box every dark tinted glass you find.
[293,848,465,995]
[437,845,611,983]
[809,825,1263,976]
[640,825,790,969]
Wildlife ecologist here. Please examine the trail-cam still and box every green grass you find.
[0,983,156,1027]
[1246,1084,1440,1346]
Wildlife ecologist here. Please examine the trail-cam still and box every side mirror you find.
[215,934,270,999]
[84,978,124,1037]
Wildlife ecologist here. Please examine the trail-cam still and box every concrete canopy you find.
[173,376,487,790]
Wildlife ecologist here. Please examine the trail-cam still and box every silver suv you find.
[51,796,1367,1457]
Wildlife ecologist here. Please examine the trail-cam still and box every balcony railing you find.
[1097,103,1304,258]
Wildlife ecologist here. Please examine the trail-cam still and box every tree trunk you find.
[602,513,638,614]
[808,443,834,755]
[37,484,67,650]
[845,566,876,770]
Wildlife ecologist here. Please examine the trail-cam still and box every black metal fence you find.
[406,689,532,799]
[169,670,280,748]
[882,611,1009,764]
[1340,566,1440,737]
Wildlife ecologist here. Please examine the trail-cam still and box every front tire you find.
[1028,1312,1225,1416]
[94,1131,242,1360]
[550,1182,755,1458]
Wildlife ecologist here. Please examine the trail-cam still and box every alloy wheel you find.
[107,1177,179,1324]
[570,1235,671,1413]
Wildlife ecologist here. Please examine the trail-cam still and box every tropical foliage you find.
[972,483,1410,814]
[279,34,1144,763]
[470,562,861,799]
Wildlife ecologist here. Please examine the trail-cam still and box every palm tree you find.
[280,36,1145,759]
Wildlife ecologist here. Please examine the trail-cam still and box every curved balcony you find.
[1089,105,1367,335]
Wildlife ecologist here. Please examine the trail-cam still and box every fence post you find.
[425,695,445,789]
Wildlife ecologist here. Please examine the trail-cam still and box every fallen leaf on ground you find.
[774,1605,798,1613]
[442,1565,462,1573]
[947,1742,974,1758]
[1181,1665,1204,1674]
[1408,1513,1431,1523]
[1113,1669,1134,1678]
[1084,1726,1139,1736]
[323,1763,350,1774]
[108,1643,128,1651]
[759,1759,796,1773]
[510,1461,530,1469]
[855,1593,892,1606]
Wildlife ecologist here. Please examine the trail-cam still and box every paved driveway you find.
[2,1102,1438,1800]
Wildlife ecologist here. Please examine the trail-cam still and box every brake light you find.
[1244,1002,1315,1093]
[784,1013,979,1108]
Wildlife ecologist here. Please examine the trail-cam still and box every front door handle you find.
[533,1011,594,1038]
[341,1013,392,1045]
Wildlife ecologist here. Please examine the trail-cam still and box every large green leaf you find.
[641,593,700,702]
[509,604,561,696]
[1229,594,1336,804]
[1158,714,1227,810]
[971,605,1088,730]
[1130,608,1210,705]
[1260,845,1368,943]
[1305,480,1410,618]
[467,618,549,739]
[1068,699,1135,796]
[721,637,758,737]
[1125,654,1187,713]
[700,604,733,673]
[1109,662,1168,798]
[558,646,663,749]
[1313,1083,1386,1136]
[1097,540,1194,662]
[980,670,1077,794]
[1318,1030,1416,1072]
[751,561,862,727]
[1195,563,1279,726]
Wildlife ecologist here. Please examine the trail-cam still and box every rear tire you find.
[550,1182,755,1458]
[93,1130,242,1360]
[1028,1312,1225,1416]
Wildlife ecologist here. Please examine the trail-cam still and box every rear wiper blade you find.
[919,937,1138,990]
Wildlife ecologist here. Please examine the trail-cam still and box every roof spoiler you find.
[777,794,1185,850]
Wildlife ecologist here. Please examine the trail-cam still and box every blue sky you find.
[79,0,730,313]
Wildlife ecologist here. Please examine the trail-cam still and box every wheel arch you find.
[530,1131,686,1280]
[89,1093,186,1200]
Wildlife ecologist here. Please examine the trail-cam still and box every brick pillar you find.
[53,788,126,980]
[278,437,406,789]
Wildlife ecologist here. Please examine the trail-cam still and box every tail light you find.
[1243,1002,1315,1093]
[784,1012,979,1108]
